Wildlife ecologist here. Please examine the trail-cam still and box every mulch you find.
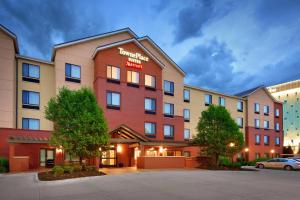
[38,171,106,181]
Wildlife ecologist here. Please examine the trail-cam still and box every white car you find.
[256,158,300,170]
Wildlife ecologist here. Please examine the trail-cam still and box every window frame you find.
[264,105,269,116]
[22,63,40,83]
[164,80,174,96]
[164,103,174,117]
[275,122,280,132]
[22,90,40,109]
[22,118,40,130]
[275,108,280,118]
[205,94,212,106]
[263,120,269,130]
[237,117,243,128]
[237,101,243,112]
[275,137,280,146]
[106,91,121,110]
[144,74,156,90]
[255,135,260,145]
[144,122,156,137]
[219,97,225,107]
[107,65,121,84]
[184,128,190,140]
[254,103,260,114]
[144,98,156,114]
[183,109,190,122]
[183,89,190,102]
[127,70,140,87]
[65,63,81,83]
[164,124,174,139]
[264,135,270,146]
[255,119,260,129]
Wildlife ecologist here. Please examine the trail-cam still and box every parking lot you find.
[0,168,299,200]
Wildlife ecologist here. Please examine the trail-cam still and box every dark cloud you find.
[0,0,106,59]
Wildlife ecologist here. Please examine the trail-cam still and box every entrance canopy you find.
[8,135,49,144]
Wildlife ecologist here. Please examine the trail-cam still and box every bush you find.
[63,165,74,174]
[0,157,9,173]
[73,165,82,172]
[219,156,242,169]
[52,166,64,176]
[85,165,97,172]
[247,157,270,166]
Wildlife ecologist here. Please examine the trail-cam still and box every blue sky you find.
[1,0,300,94]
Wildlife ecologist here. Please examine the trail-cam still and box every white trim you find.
[92,38,165,69]
[16,54,54,65]
[138,36,186,76]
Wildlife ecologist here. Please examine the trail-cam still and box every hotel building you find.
[0,24,283,172]
[268,80,300,154]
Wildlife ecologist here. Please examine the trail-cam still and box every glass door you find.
[40,149,55,167]
[101,148,116,167]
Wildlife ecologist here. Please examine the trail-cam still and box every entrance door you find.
[101,149,116,167]
[40,149,55,167]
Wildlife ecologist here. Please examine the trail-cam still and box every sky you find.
[1,0,300,94]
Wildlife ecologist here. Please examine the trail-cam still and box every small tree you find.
[193,105,244,167]
[45,87,109,164]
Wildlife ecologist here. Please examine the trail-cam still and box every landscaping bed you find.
[38,165,105,181]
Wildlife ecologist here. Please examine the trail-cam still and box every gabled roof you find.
[51,27,137,61]
[235,85,280,103]
[92,38,165,69]
[0,24,19,53]
[110,124,150,142]
[138,36,186,76]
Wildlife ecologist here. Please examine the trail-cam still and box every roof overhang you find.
[110,125,150,142]
[92,38,165,69]
[8,136,49,144]
[51,28,137,61]
[16,54,54,65]
[0,24,19,53]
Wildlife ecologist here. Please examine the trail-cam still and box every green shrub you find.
[0,157,9,173]
[52,166,64,176]
[85,165,97,172]
[219,156,242,169]
[73,165,82,172]
[247,157,270,166]
[63,165,74,174]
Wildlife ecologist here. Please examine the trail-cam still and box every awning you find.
[8,135,49,144]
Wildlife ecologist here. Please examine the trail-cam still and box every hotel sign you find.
[118,47,149,69]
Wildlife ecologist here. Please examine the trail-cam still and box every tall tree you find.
[193,105,244,167]
[45,87,109,164]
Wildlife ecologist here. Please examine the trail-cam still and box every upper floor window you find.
[237,101,243,112]
[127,70,139,86]
[236,117,243,128]
[255,119,260,128]
[22,90,40,109]
[164,125,174,138]
[275,137,280,146]
[264,105,269,115]
[145,98,156,114]
[22,63,40,83]
[255,135,260,144]
[183,109,190,122]
[184,129,190,140]
[275,108,280,117]
[107,66,120,83]
[264,120,269,129]
[145,74,156,90]
[264,135,270,145]
[205,94,212,106]
[22,118,40,130]
[164,103,174,117]
[183,89,190,102]
[275,122,280,131]
[106,91,120,109]
[145,122,156,137]
[164,80,174,96]
[65,63,81,83]
[254,103,260,113]
[219,97,225,107]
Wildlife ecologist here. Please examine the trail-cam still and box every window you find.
[183,151,191,157]
[145,122,156,136]
[254,103,260,113]
[264,153,270,158]
[164,80,174,96]
[145,74,156,89]
[237,101,243,112]
[22,90,40,109]
[183,109,190,122]
[127,70,139,86]
[275,123,280,131]
[184,129,190,140]
[255,153,260,159]
[255,135,260,144]
[219,97,225,107]
[22,63,40,83]
[22,118,40,130]
[264,120,269,129]
[164,125,174,138]
[236,117,243,128]
[264,105,269,115]
[205,94,212,106]
[183,89,190,102]
[107,66,120,83]
[264,135,269,145]
[65,63,81,83]
[255,119,260,128]
[164,103,174,117]
[106,91,120,109]
[145,98,156,114]
[275,137,280,146]
[275,108,280,117]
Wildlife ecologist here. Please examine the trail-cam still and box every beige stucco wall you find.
[17,58,55,131]
[183,86,246,138]
[54,32,134,92]
[0,30,16,128]
[247,88,274,129]
[140,40,185,116]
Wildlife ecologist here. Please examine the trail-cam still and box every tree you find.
[193,105,244,167]
[45,87,109,164]
[283,145,294,155]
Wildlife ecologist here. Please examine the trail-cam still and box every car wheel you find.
[258,164,264,169]
[284,165,293,171]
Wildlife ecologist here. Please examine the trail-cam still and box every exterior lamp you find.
[117,144,122,153]
[244,148,249,152]
[159,146,164,153]
[56,146,63,153]
[229,142,235,147]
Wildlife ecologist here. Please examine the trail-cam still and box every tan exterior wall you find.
[140,40,185,116]
[247,88,274,129]
[184,86,246,138]
[54,32,134,93]
[0,30,16,128]
[17,58,55,131]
